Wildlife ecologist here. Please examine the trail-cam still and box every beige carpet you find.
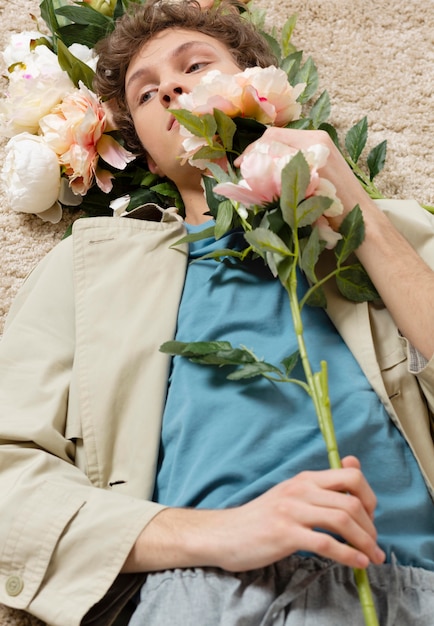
[0,0,433,624]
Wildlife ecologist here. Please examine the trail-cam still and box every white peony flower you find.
[68,43,98,72]
[110,195,131,217]
[2,133,62,223]
[1,31,43,67]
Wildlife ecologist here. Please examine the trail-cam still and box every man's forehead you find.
[125,29,228,86]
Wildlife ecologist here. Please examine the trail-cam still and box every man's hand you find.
[122,456,385,574]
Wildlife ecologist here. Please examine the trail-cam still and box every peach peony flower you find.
[178,66,305,165]
[178,66,303,126]
[236,66,304,126]
[178,71,243,118]
[39,83,135,196]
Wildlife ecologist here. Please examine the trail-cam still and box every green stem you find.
[346,158,385,200]
[284,263,379,626]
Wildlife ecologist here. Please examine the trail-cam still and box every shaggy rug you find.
[0,0,433,624]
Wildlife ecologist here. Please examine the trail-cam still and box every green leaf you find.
[55,4,112,26]
[281,14,298,57]
[303,284,327,308]
[202,175,224,216]
[192,144,227,161]
[205,161,233,184]
[335,204,365,264]
[171,226,216,247]
[194,248,245,262]
[56,22,112,48]
[309,90,331,128]
[296,195,333,228]
[345,117,368,163]
[40,0,68,36]
[275,254,295,285]
[281,51,303,84]
[215,200,235,239]
[260,31,282,64]
[285,118,311,130]
[244,228,293,258]
[318,123,341,151]
[114,0,126,19]
[367,140,387,181]
[281,350,300,376]
[299,225,324,282]
[294,57,319,103]
[56,39,95,89]
[279,151,311,228]
[160,340,233,357]
[171,109,216,138]
[227,361,281,380]
[195,347,257,366]
[213,109,236,152]
[336,264,380,302]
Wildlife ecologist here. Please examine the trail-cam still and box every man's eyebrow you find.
[126,40,218,91]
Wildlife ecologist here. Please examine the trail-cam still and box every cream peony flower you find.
[0,45,75,137]
[2,133,62,223]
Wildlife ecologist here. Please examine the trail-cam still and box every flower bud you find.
[83,0,117,17]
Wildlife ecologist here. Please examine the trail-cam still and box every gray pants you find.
[128,555,434,625]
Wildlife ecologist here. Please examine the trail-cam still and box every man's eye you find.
[139,90,155,105]
[187,61,208,73]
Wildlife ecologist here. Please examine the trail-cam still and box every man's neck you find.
[182,187,212,225]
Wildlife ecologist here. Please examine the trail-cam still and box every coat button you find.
[5,575,24,596]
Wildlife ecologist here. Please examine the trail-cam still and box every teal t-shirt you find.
[153,222,434,571]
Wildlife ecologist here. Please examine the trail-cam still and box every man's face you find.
[125,28,241,190]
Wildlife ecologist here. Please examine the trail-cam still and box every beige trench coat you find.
[0,199,433,626]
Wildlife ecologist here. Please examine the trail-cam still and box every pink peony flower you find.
[315,215,343,249]
[214,138,344,249]
[39,83,135,196]
[214,139,298,206]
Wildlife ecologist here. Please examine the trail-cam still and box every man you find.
[0,2,433,625]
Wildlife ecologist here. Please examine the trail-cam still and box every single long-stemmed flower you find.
[160,66,381,626]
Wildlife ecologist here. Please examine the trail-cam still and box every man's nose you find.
[160,84,184,108]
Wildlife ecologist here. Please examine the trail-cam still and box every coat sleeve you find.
[0,238,165,626]
[376,199,434,416]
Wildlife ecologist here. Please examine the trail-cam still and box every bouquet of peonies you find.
[0,0,394,227]
[0,25,134,223]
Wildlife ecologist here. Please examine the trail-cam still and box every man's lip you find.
[167,115,179,131]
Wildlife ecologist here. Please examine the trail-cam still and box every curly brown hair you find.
[94,0,277,156]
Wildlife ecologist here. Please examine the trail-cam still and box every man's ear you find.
[147,155,162,176]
